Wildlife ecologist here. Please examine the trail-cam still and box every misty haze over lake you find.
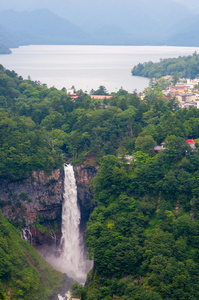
[1,45,199,93]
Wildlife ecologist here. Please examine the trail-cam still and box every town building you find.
[181,102,197,109]
[66,88,75,95]
[70,93,79,100]
[169,85,188,94]
[186,139,196,149]
[176,92,196,103]
[154,142,166,152]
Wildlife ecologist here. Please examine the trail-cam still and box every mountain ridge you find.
[0,6,199,50]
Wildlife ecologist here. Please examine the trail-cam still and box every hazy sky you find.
[0,0,199,16]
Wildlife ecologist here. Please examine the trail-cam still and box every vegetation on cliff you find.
[131,52,199,79]
[0,211,63,299]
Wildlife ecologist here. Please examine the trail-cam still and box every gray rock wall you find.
[74,165,98,226]
[0,168,64,225]
[0,164,98,246]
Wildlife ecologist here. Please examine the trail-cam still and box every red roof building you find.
[71,93,78,100]
[186,139,196,150]
[187,139,195,144]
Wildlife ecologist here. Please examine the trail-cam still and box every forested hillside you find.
[131,52,199,79]
[1,64,199,299]
[1,62,199,180]
[74,147,199,299]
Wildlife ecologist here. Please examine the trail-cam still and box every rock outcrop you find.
[74,165,98,228]
[0,168,64,246]
[0,164,98,247]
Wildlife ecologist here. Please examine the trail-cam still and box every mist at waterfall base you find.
[44,164,92,284]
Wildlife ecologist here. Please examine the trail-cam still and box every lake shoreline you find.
[1,45,199,93]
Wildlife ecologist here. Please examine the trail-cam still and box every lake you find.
[1,45,199,93]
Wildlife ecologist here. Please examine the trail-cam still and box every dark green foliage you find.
[135,135,157,156]
[81,149,199,299]
[91,85,109,95]
[2,63,198,180]
[132,53,199,79]
[0,65,144,178]
[0,114,63,180]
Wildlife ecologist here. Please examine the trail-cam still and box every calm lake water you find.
[1,45,199,93]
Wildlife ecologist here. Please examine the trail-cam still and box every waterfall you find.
[47,164,92,283]
[21,227,32,244]
[60,163,89,281]
[58,292,71,300]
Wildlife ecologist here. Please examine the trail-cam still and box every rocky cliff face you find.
[74,165,98,228]
[0,168,64,246]
[0,164,98,247]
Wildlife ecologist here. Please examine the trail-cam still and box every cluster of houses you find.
[121,139,197,164]
[67,77,199,110]
[66,88,112,103]
[162,77,199,109]
[66,88,79,100]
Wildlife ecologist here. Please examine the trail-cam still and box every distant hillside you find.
[56,0,196,46]
[167,14,199,46]
[0,3,199,49]
[0,9,90,47]
[0,23,20,48]
[53,0,193,44]
[131,53,199,79]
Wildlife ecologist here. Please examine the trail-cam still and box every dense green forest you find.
[131,52,199,79]
[1,63,199,182]
[73,146,199,299]
[0,211,64,299]
[1,64,199,299]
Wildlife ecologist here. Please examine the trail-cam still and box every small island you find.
[0,43,12,55]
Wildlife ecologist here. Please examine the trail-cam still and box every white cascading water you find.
[58,292,71,300]
[61,164,87,280]
[21,227,32,244]
[50,164,92,284]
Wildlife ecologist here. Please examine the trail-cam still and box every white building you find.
[66,88,75,95]
[176,92,197,103]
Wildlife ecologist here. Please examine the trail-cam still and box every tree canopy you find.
[77,145,199,299]
[0,64,199,181]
